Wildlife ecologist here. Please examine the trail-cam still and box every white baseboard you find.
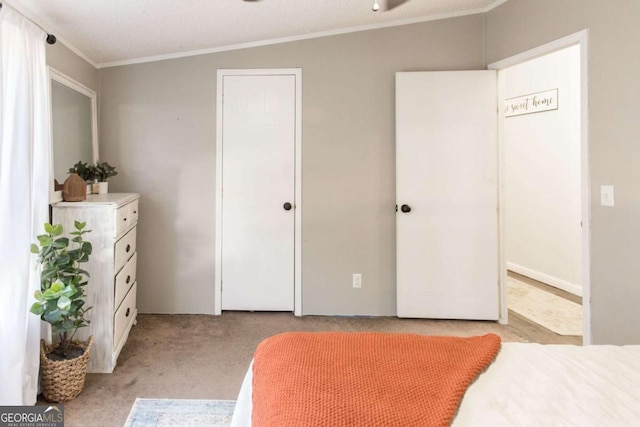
[507,262,582,297]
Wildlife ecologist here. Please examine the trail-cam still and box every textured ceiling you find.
[6,0,506,67]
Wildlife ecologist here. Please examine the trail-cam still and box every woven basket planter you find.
[40,336,93,402]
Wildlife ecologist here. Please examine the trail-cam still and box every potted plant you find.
[91,161,117,194]
[68,161,95,195]
[30,221,93,402]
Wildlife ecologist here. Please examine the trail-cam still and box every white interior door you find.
[396,71,499,320]
[220,73,296,311]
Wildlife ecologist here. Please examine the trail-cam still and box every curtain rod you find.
[0,2,57,44]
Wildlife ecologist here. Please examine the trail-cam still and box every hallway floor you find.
[506,271,582,346]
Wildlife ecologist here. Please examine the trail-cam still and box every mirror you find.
[49,67,98,202]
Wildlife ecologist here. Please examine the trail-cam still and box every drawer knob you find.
[126,244,131,253]
[126,275,131,284]
[123,217,127,221]
[126,308,130,317]
[133,210,137,214]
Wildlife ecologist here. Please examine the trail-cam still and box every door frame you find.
[489,30,591,344]
[214,68,303,316]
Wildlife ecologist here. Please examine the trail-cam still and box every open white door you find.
[396,71,499,320]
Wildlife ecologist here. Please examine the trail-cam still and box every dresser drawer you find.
[116,199,139,236]
[115,252,137,310]
[128,199,139,225]
[115,227,136,273]
[114,282,137,351]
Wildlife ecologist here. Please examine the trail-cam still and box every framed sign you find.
[504,89,558,117]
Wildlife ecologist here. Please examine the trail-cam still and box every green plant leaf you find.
[52,237,69,249]
[61,285,77,298]
[53,253,71,267]
[42,289,57,300]
[45,300,57,311]
[41,268,57,282]
[51,324,66,335]
[50,224,63,237]
[44,309,62,323]
[50,281,65,293]
[61,319,74,331]
[82,242,93,255]
[57,296,71,311]
[37,235,53,247]
[30,302,45,315]
[34,290,44,302]
[42,246,53,258]
[71,300,85,311]
[75,221,86,230]
[44,223,54,234]
[74,319,90,328]
[30,244,39,254]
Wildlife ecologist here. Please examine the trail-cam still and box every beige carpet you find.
[508,278,582,336]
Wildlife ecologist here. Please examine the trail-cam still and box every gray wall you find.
[47,43,98,91]
[485,0,640,346]
[98,15,485,315]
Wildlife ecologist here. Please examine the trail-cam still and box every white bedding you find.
[231,342,640,426]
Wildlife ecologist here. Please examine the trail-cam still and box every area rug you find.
[124,398,236,427]
[507,277,582,336]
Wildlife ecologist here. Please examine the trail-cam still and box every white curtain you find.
[0,6,51,405]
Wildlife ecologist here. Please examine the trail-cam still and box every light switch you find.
[600,185,614,207]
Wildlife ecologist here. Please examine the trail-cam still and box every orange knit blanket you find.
[252,332,501,427]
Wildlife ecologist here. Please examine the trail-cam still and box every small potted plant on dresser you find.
[30,221,93,402]
[91,161,118,194]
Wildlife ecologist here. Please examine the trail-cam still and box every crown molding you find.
[98,3,509,69]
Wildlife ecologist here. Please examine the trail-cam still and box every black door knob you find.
[401,204,412,213]
[283,202,292,211]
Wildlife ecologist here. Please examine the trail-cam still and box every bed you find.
[231,331,640,426]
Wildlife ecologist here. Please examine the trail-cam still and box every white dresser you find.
[52,193,139,373]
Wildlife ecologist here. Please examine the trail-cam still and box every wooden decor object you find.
[62,173,87,202]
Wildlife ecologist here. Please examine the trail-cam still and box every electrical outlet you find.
[353,273,362,289]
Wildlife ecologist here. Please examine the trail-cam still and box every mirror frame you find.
[48,67,99,203]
